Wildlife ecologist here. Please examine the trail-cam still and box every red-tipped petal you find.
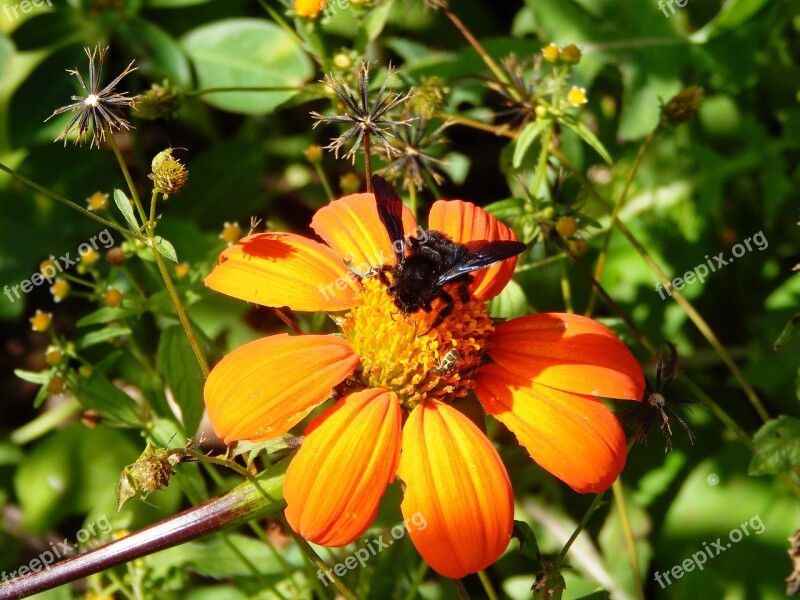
[428,200,520,300]
[488,313,645,400]
[285,388,402,546]
[475,363,627,493]
[397,401,514,578]
[204,334,359,443]
[205,232,360,312]
[311,193,418,269]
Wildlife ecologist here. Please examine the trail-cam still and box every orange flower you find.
[203,192,645,578]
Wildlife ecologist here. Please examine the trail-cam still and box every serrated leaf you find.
[157,326,205,434]
[153,236,178,263]
[14,369,51,385]
[561,114,613,164]
[749,416,800,476]
[513,119,551,168]
[77,325,132,350]
[114,189,139,231]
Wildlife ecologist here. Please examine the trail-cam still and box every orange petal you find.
[428,200,520,300]
[204,334,359,443]
[204,232,360,312]
[311,193,418,269]
[284,388,402,546]
[488,313,645,400]
[397,401,513,579]
[475,363,627,493]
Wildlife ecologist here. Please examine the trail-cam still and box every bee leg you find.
[376,265,392,287]
[456,283,471,304]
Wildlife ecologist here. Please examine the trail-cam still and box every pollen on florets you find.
[341,277,494,409]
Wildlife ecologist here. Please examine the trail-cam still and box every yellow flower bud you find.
[45,345,63,366]
[542,43,560,63]
[555,216,579,238]
[48,374,66,394]
[175,261,191,279]
[220,222,242,246]
[339,173,361,195]
[295,0,326,18]
[104,287,124,308]
[87,192,108,212]
[305,145,323,164]
[567,86,588,107]
[30,310,53,332]
[560,44,582,64]
[50,278,70,303]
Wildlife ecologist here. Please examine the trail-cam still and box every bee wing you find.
[371,175,406,264]
[437,240,526,284]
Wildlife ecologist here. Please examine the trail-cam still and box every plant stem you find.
[402,561,429,600]
[408,184,418,219]
[477,570,499,600]
[187,86,303,96]
[107,134,209,378]
[611,481,644,600]
[10,399,82,445]
[442,7,516,100]
[0,459,289,599]
[436,112,516,139]
[280,517,358,600]
[560,260,573,313]
[551,146,771,423]
[452,578,471,599]
[0,162,143,241]
[555,492,606,567]
[365,135,373,191]
[586,126,659,316]
[313,162,335,202]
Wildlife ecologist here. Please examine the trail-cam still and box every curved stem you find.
[551,146,771,423]
[555,492,606,567]
[107,134,210,378]
[403,561,429,600]
[477,570,499,600]
[10,399,82,445]
[365,135,373,192]
[586,126,660,316]
[611,481,644,600]
[0,162,143,241]
[187,86,303,96]
[0,460,289,599]
[452,578,471,599]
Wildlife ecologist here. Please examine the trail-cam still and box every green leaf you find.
[77,325,132,350]
[356,0,395,49]
[690,0,773,43]
[773,313,800,350]
[487,278,529,320]
[113,18,192,88]
[14,369,51,385]
[67,371,142,427]
[157,326,205,434]
[749,416,800,476]
[114,189,139,231]
[513,520,541,561]
[181,19,313,115]
[76,305,142,327]
[513,119,551,168]
[153,236,178,263]
[560,113,613,164]
[484,197,528,221]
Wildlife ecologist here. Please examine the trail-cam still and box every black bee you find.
[370,175,526,326]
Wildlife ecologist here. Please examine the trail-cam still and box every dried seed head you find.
[148,148,188,198]
[660,86,704,128]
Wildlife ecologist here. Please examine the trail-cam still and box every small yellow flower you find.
[30,310,53,332]
[80,247,100,266]
[40,256,58,275]
[567,86,588,107]
[220,222,242,247]
[569,238,589,255]
[304,145,323,164]
[542,43,560,63]
[175,261,191,279]
[339,173,361,194]
[295,0,326,18]
[332,53,352,71]
[104,287,124,308]
[555,216,579,239]
[50,278,70,303]
[534,105,548,118]
[78,365,93,377]
[48,374,66,394]
[560,44,582,64]
[45,345,64,366]
[87,192,109,212]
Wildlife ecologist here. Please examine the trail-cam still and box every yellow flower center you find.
[341,277,494,409]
